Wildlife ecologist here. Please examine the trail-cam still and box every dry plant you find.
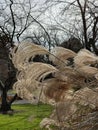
[11,42,98,130]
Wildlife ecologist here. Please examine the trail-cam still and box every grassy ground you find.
[0,103,53,130]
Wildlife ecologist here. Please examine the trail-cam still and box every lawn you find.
[0,103,53,130]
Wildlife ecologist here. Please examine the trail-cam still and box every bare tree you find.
[43,0,98,54]
[23,26,60,51]
[0,0,40,43]
[0,0,41,113]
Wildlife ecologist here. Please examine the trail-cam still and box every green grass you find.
[0,103,53,130]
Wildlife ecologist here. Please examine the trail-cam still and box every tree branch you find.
[9,0,16,46]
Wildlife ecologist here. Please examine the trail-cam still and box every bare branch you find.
[9,0,16,45]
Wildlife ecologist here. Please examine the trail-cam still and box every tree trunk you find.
[0,88,11,114]
[0,88,18,114]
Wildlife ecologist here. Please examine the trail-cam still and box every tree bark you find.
[0,88,18,114]
[0,88,11,114]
